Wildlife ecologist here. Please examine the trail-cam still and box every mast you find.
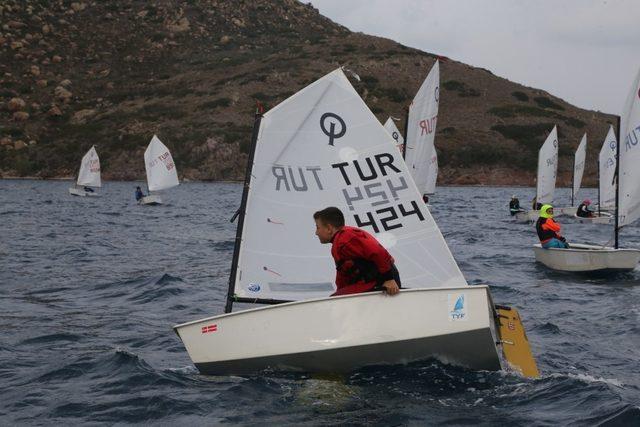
[402,106,409,160]
[224,104,263,313]
[597,154,601,216]
[614,116,621,249]
[571,150,576,207]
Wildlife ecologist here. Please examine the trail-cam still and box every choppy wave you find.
[1,181,639,424]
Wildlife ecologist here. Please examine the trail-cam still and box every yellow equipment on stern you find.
[496,306,539,378]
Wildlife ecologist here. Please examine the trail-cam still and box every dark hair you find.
[313,206,345,227]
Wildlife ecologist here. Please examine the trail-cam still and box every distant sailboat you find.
[515,126,558,222]
[533,69,640,272]
[598,125,617,213]
[383,117,404,153]
[405,60,439,198]
[557,133,587,217]
[139,135,179,205]
[173,68,538,378]
[68,146,101,197]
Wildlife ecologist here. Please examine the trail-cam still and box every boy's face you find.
[315,218,336,244]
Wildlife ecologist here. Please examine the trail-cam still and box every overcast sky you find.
[309,0,640,115]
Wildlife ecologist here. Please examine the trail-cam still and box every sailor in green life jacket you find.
[536,205,569,249]
[313,206,401,296]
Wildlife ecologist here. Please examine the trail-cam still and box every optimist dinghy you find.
[139,135,179,205]
[173,69,538,378]
[534,69,640,272]
[68,146,101,197]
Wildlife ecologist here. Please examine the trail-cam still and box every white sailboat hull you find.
[514,210,538,223]
[556,206,577,217]
[139,194,162,205]
[533,243,640,272]
[572,213,612,225]
[173,287,502,375]
[68,187,99,197]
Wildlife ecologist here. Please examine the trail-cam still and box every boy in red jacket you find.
[313,207,401,296]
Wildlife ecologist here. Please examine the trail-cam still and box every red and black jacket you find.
[536,217,562,243]
[330,226,395,296]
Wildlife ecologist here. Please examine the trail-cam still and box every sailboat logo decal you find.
[320,112,347,146]
[448,293,468,321]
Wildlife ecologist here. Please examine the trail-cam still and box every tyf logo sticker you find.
[248,283,261,293]
[320,112,346,146]
[448,293,468,321]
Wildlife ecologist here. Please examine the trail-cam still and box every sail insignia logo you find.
[248,283,261,293]
[448,293,468,321]
[320,112,347,146]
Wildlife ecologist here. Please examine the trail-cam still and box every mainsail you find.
[144,135,179,192]
[234,68,466,302]
[76,146,101,188]
[536,126,558,205]
[598,126,617,210]
[619,68,640,228]
[405,61,439,195]
[572,133,587,205]
[383,117,404,152]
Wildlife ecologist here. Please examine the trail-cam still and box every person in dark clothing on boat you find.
[536,205,569,249]
[135,186,145,201]
[83,186,94,193]
[532,197,542,211]
[576,199,595,218]
[422,194,429,204]
[509,195,524,216]
[313,206,401,296]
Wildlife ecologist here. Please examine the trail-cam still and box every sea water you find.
[1,180,638,424]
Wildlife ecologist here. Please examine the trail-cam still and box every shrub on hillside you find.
[512,91,529,102]
[533,96,564,110]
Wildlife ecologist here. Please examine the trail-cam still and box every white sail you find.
[536,126,558,205]
[144,135,179,192]
[76,146,101,187]
[235,68,466,302]
[383,117,404,152]
[425,150,438,195]
[599,125,617,209]
[619,68,640,227]
[405,60,439,195]
[572,133,587,203]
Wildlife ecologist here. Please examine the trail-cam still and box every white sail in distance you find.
[619,68,640,227]
[76,145,101,188]
[598,125,617,209]
[144,135,179,192]
[536,126,558,205]
[572,133,587,204]
[383,117,404,152]
[235,68,467,302]
[405,60,439,195]
[425,150,438,195]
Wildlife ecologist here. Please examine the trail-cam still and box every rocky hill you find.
[0,0,618,185]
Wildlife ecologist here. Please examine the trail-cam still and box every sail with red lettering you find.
[144,135,179,192]
[76,146,101,188]
[234,68,466,302]
[405,60,439,195]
